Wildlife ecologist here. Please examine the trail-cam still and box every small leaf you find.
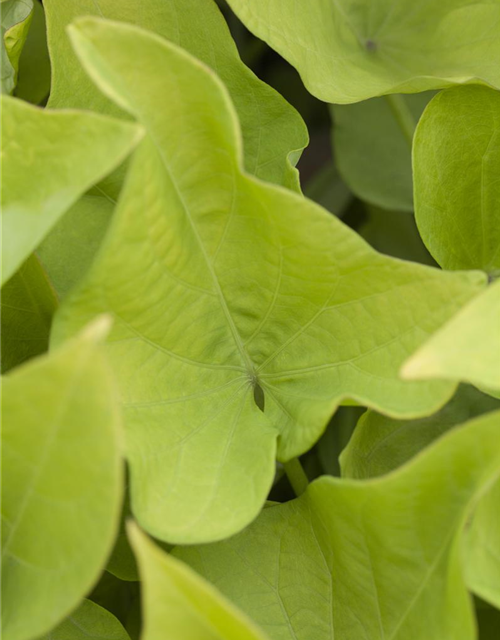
[38,600,130,640]
[413,86,500,273]
[1,318,124,640]
[52,17,486,544]
[332,93,433,211]
[225,0,500,103]
[1,253,57,373]
[1,95,143,285]
[128,523,269,640]
[402,280,500,393]
[176,410,500,640]
[1,0,33,94]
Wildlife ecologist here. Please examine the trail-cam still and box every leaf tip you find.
[80,314,114,344]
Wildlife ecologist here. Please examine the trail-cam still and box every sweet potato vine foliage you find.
[1,1,500,639]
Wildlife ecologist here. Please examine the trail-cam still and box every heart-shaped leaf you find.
[1,94,143,285]
[176,410,500,640]
[1,318,123,640]
[53,17,485,544]
[225,0,500,103]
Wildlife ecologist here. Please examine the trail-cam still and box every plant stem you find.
[283,458,309,496]
[385,93,416,147]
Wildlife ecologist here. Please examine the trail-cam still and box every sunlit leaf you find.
[1,94,143,285]
[52,17,487,544]
[403,280,500,393]
[176,410,500,640]
[128,523,269,640]
[1,318,123,640]
[225,0,500,103]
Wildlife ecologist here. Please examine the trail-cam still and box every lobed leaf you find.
[225,0,500,103]
[403,279,500,393]
[1,95,143,285]
[128,523,269,640]
[413,86,500,273]
[1,254,57,373]
[52,16,487,544]
[1,318,124,640]
[176,410,500,640]
[38,599,130,640]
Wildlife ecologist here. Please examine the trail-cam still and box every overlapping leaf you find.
[226,0,500,103]
[39,600,130,640]
[332,93,432,211]
[403,279,500,392]
[413,86,500,274]
[1,254,57,373]
[1,0,32,94]
[128,523,269,640]
[1,95,142,285]
[1,318,123,640]
[52,17,487,544]
[176,410,500,640]
[14,0,50,104]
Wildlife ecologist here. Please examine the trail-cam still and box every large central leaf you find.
[53,17,485,544]
[226,0,500,103]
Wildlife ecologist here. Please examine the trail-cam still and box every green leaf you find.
[225,0,500,103]
[38,600,130,640]
[176,410,500,640]
[128,523,269,640]
[1,0,32,94]
[476,605,500,639]
[14,0,50,105]
[341,384,500,479]
[43,0,307,192]
[1,253,58,374]
[413,86,500,274]
[403,280,500,393]
[332,93,432,211]
[37,194,115,300]
[52,16,487,544]
[106,487,139,582]
[0,95,143,286]
[465,480,500,609]
[1,317,124,640]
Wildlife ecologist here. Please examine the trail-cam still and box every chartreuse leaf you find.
[176,410,500,640]
[1,95,142,285]
[128,523,269,640]
[52,17,487,544]
[1,0,32,94]
[225,0,500,104]
[413,86,500,273]
[1,317,124,640]
[341,385,500,479]
[403,279,500,392]
[14,0,50,105]
[39,600,130,640]
[43,0,307,191]
[332,93,432,211]
[1,253,57,374]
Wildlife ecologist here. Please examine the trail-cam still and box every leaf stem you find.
[385,94,416,147]
[283,457,309,496]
